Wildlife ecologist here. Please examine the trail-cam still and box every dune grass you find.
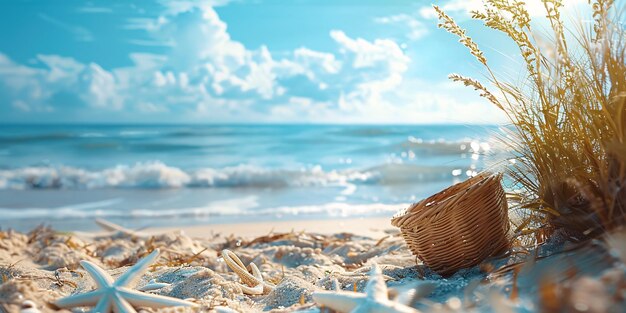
[435,0,626,240]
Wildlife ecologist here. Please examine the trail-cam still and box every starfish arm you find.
[365,264,388,301]
[349,303,371,313]
[392,282,436,306]
[95,219,136,236]
[312,291,365,313]
[119,288,197,308]
[115,249,160,288]
[72,231,98,239]
[238,282,264,295]
[222,250,259,287]
[112,293,137,313]
[55,290,103,308]
[222,250,274,295]
[215,306,240,313]
[92,294,113,313]
[95,218,123,232]
[222,250,246,268]
[249,262,263,280]
[249,263,276,292]
[80,261,115,289]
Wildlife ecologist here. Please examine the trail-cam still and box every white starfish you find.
[390,281,436,308]
[95,219,147,236]
[73,219,152,239]
[214,306,241,313]
[312,263,420,313]
[54,249,197,313]
[222,249,276,295]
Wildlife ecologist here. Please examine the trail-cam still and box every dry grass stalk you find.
[435,0,626,239]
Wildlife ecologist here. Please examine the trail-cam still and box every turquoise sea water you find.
[0,124,506,231]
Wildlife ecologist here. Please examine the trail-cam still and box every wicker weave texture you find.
[391,172,510,276]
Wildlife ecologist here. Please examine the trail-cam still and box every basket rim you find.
[391,172,502,227]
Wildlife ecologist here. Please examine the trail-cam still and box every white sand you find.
[156,217,397,239]
[1,219,625,312]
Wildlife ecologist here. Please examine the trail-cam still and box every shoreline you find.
[152,216,396,239]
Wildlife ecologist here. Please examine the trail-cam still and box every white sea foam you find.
[0,161,458,190]
[258,202,407,218]
[0,196,406,221]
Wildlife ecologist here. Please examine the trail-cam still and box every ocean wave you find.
[0,161,461,190]
[0,133,75,144]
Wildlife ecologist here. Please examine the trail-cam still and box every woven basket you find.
[391,172,510,276]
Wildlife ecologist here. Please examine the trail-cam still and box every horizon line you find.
[0,122,507,127]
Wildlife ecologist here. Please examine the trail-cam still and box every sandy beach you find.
[2,0,626,311]
[1,216,625,313]
[0,217,416,313]
[157,217,395,239]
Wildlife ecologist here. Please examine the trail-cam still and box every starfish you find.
[54,249,197,313]
[312,263,420,313]
[73,219,153,239]
[214,306,240,313]
[221,249,276,295]
[390,281,436,308]
[95,218,148,237]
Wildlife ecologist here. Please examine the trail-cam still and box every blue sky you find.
[0,0,594,124]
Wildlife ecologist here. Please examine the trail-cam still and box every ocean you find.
[0,124,507,231]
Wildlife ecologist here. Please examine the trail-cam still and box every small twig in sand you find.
[172,247,209,273]
[14,274,77,288]
[510,267,519,301]
[281,265,285,281]
[374,235,391,247]
[0,302,11,313]
[54,270,63,287]
[1,259,26,282]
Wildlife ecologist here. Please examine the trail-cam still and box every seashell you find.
[20,300,41,313]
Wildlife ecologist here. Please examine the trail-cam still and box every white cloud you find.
[137,101,169,113]
[328,30,410,116]
[0,53,125,112]
[399,80,507,124]
[0,54,52,110]
[269,96,333,121]
[0,0,507,124]
[37,55,84,84]
[81,63,122,110]
[143,3,290,99]
[293,48,340,76]
[330,30,409,72]
[374,14,428,40]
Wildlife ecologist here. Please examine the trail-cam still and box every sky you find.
[0,0,597,124]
